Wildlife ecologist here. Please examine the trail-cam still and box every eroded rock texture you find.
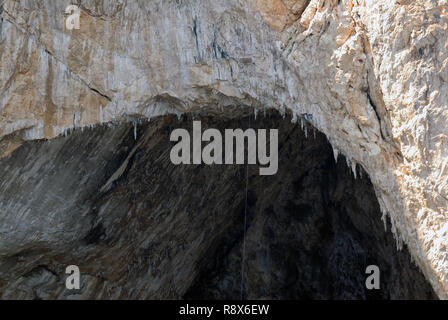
[0,112,437,299]
[0,0,447,298]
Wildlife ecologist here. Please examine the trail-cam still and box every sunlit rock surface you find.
[0,0,447,298]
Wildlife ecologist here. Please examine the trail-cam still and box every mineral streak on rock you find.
[0,0,447,298]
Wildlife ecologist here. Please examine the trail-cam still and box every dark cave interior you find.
[0,109,436,299]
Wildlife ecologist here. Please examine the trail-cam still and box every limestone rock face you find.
[0,0,447,298]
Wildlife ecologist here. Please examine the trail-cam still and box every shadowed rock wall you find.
[0,111,436,299]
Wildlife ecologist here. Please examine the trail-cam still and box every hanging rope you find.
[240,114,251,300]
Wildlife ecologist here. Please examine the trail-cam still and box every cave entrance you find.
[0,109,436,299]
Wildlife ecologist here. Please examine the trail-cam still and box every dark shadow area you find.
[0,110,437,299]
